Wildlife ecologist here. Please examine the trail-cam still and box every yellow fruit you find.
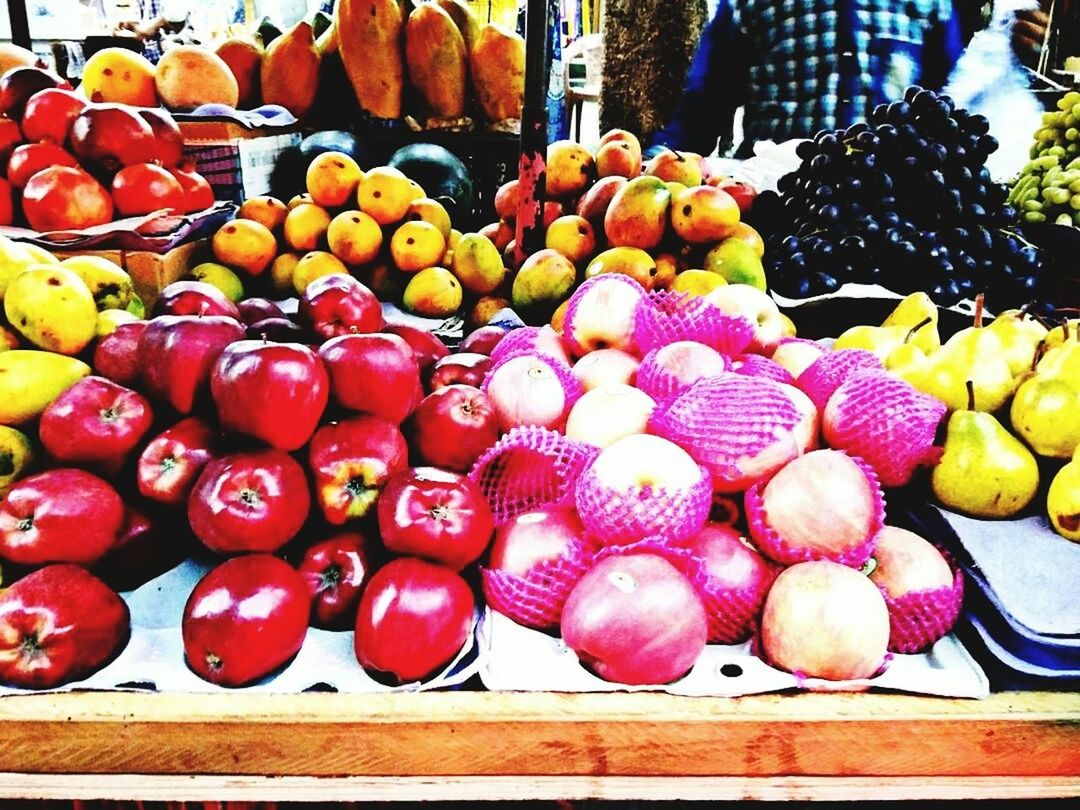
[5,266,97,355]
[1048,461,1080,542]
[270,253,302,295]
[358,167,414,225]
[338,0,404,119]
[58,255,133,311]
[238,196,289,231]
[406,180,426,202]
[306,151,364,208]
[402,266,462,317]
[671,185,741,244]
[470,295,510,328]
[18,244,58,265]
[0,350,90,425]
[96,308,140,336]
[213,219,278,276]
[189,262,245,303]
[405,4,467,118]
[0,424,34,496]
[470,23,525,123]
[585,246,657,290]
[780,313,797,338]
[550,299,570,333]
[390,221,446,273]
[731,221,765,258]
[289,193,314,209]
[0,325,20,351]
[215,38,264,108]
[512,249,576,311]
[327,210,383,266]
[284,203,333,253]
[672,269,727,297]
[155,46,239,111]
[407,198,452,238]
[451,233,506,294]
[261,21,322,119]
[653,253,679,290]
[546,140,595,199]
[703,238,767,290]
[447,228,463,250]
[545,215,596,264]
[0,237,35,300]
[80,48,157,106]
[292,252,349,296]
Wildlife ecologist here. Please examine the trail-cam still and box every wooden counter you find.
[0,690,1077,801]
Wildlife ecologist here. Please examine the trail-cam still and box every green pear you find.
[882,292,941,353]
[1037,342,1080,381]
[1010,375,1080,459]
[932,383,1040,518]
[987,309,1048,377]
[836,316,936,361]
[702,238,766,290]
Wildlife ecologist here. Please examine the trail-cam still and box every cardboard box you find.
[54,240,209,309]
[181,121,301,205]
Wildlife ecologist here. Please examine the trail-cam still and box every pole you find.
[7,0,31,50]
[513,0,551,268]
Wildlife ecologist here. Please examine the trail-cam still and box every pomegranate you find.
[111,163,185,216]
[69,104,157,172]
[5,142,79,189]
[561,553,707,685]
[22,166,113,231]
[138,108,184,168]
[170,163,215,213]
[20,88,87,145]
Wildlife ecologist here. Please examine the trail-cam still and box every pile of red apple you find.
[0,66,214,232]
[0,272,508,690]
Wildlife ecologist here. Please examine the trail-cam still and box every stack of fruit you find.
[0,66,214,231]
[756,86,1052,311]
[1007,90,1080,227]
[470,275,963,686]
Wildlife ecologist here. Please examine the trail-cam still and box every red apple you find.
[111,162,185,216]
[211,341,329,451]
[714,178,757,215]
[0,564,129,689]
[188,449,311,555]
[38,375,153,472]
[408,384,498,472]
[299,273,383,340]
[21,166,113,231]
[19,87,87,145]
[152,280,241,319]
[138,107,184,168]
[69,103,157,172]
[137,417,220,506]
[246,317,303,342]
[237,298,287,325]
[5,142,79,189]
[96,504,189,591]
[383,323,450,374]
[317,332,422,423]
[169,164,215,213]
[0,115,23,167]
[354,557,474,683]
[378,467,494,571]
[488,508,584,577]
[561,553,708,685]
[0,177,12,225]
[428,352,492,392]
[0,469,124,566]
[0,67,68,120]
[139,315,245,414]
[460,325,508,356]
[93,321,149,387]
[307,415,408,524]
[182,554,310,687]
[298,531,372,629]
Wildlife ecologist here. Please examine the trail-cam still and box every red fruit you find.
[460,325,508,356]
[182,554,310,687]
[428,352,492,392]
[111,163,185,216]
[170,165,215,213]
[307,415,408,524]
[96,505,189,592]
[237,297,286,325]
[318,332,422,423]
[152,280,241,319]
[5,142,78,189]
[21,166,113,231]
[377,467,494,571]
[137,417,220,506]
[685,523,774,596]
[354,557,474,683]
[69,104,157,172]
[0,564,129,689]
[0,116,23,168]
[576,175,628,223]
[714,178,757,214]
[0,469,124,566]
[0,176,12,225]
[138,108,184,168]
[408,384,498,472]
[246,317,302,342]
[188,449,310,555]
[299,273,383,340]
[20,88,87,145]
[542,201,563,228]
[298,532,372,629]
[0,67,68,120]
[211,341,329,452]
[868,526,954,599]
[139,315,245,414]
[383,323,450,374]
[39,375,153,472]
[488,509,584,578]
[561,553,708,685]
[93,321,148,387]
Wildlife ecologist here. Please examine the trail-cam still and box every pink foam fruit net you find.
[729,354,796,387]
[634,289,755,357]
[636,342,730,404]
[877,545,965,654]
[562,273,646,357]
[795,348,883,412]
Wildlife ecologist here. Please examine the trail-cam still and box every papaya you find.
[261,21,322,120]
[406,5,467,119]
[215,38,263,109]
[434,0,482,53]
[470,24,525,124]
[337,0,403,120]
[316,21,338,55]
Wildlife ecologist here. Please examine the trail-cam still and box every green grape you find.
[1062,91,1080,107]
[1050,146,1068,157]
[1024,211,1048,223]
[1070,179,1080,193]
[1024,199,1045,212]
[1057,213,1074,226]
[1070,144,1080,155]
[1073,103,1080,119]
[1068,128,1080,141]
[1044,187,1071,205]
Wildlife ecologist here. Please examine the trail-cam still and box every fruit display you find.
[755,86,1055,312]
[0,66,215,231]
[1007,90,1080,226]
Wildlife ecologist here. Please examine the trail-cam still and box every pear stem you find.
[1033,338,1049,372]
[973,294,984,329]
[905,316,933,344]
[965,380,975,412]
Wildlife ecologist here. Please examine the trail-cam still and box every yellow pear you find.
[987,309,1049,378]
[882,292,940,353]
[1010,375,1080,459]
[1048,458,1080,541]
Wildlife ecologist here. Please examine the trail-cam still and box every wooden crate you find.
[54,240,209,309]
[0,691,1076,802]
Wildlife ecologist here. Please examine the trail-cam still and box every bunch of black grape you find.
[753,86,1048,311]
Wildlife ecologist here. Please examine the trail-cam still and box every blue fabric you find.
[653,0,965,154]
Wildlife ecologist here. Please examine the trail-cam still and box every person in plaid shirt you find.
[117,0,190,64]
[653,0,965,157]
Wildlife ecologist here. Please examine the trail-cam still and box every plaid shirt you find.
[654,0,964,155]
[137,0,165,64]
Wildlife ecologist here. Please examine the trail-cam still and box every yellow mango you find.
[470,24,524,123]
[406,5,468,119]
[337,0,404,119]
[0,425,34,496]
[0,351,90,426]
[4,266,97,356]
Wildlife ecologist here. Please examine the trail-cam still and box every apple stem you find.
[905,317,933,344]
[973,294,984,329]
[965,380,975,412]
